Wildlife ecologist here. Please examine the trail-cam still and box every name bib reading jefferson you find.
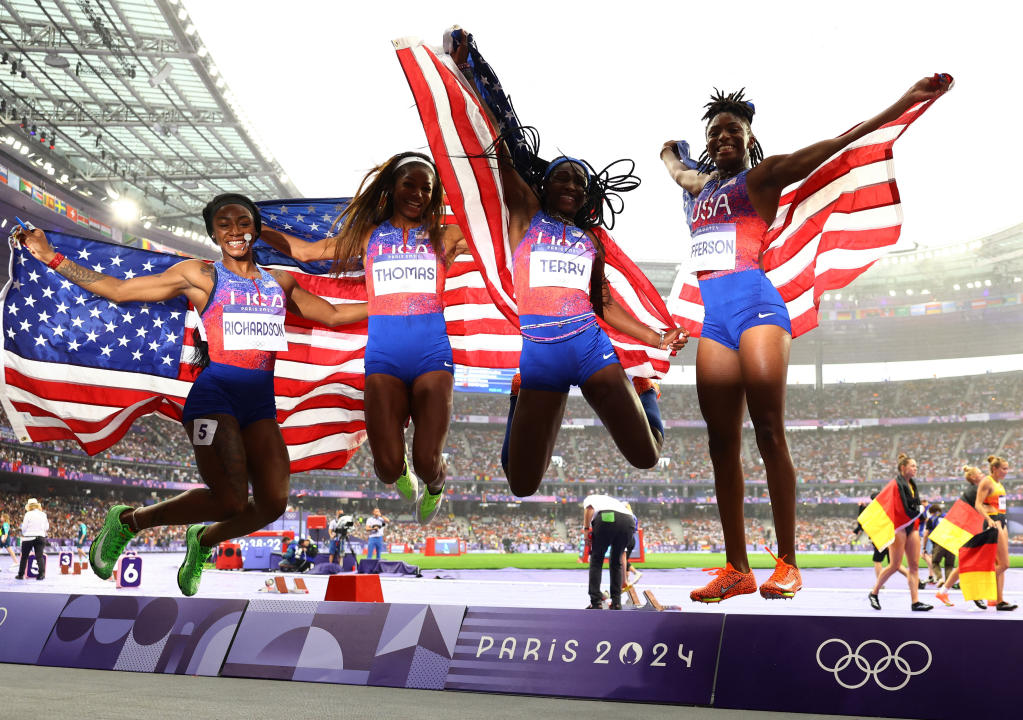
[222,304,287,352]
[688,224,737,272]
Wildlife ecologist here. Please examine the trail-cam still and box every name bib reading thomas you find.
[222,304,287,352]
[688,223,737,272]
[529,244,592,291]
[371,253,437,295]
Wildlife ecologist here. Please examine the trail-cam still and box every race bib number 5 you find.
[530,244,592,291]
[222,304,287,352]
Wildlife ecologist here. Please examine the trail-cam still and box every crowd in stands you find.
[449,371,1023,421]
[2,371,1020,537]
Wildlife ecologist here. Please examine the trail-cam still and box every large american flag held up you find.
[1,232,194,451]
[393,35,674,378]
[1,229,369,473]
[667,97,947,338]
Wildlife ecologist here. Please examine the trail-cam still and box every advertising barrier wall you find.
[222,600,465,690]
[446,606,722,704]
[2,591,1020,719]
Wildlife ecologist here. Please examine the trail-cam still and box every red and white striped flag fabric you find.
[394,37,673,378]
[668,98,945,338]
[1,231,368,473]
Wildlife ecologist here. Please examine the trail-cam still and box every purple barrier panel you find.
[35,594,247,676]
[713,614,1023,719]
[222,599,465,690]
[0,592,71,664]
[446,607,723,704]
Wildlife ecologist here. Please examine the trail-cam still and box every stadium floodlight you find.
[43,52,69,69]
[19,145,28,155]
[905,289,913,295]
[888,290,896,297]
[822,293,831,301]
[111,198,138,223]
[966,282,974,289]
[953,284,960,290]
[1015,277,1022,284]
[984,280,991,287]
[921,289,930,295]
[177,7,187,20]
[143,220,152,230]
[834,293,841,300]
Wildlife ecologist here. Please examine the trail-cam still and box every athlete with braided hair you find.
[661,76,953,603]
[450,30,688,498]
[260,152,465,525]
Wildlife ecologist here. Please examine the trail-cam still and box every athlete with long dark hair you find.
[260,153,464,524]
[450,31,688,498]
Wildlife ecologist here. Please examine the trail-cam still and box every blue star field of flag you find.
[253,197,355,274]
[3,232,190,378]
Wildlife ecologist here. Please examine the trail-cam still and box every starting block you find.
[60,551,73,575]
[73,562,83,575]
[641,589,682,612]
[259,576,309,594]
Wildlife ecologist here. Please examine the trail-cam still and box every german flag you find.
[930,500,985,554]
[959,527,998,602]
[857,479,919,551]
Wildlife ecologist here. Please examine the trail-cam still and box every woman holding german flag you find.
[864,454,933,611]
[932,464,1016,610]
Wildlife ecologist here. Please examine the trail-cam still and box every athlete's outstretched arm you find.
[259,228,336,264]
[659,140,713,196]
[450,31,539,238]
[748,75,952,219]
[16,227,207,304]
[598,277,687,352]
[271,270,368,328]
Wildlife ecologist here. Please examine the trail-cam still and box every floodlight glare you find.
[111,198,138,223]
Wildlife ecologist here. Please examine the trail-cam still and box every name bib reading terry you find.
[688,223,737,272]
[529,244,592,291]
[222,304,287,352]
[371,253,437,295]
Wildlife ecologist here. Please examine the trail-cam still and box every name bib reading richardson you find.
[529,244,593,291]
[372,253,437,295]
[222,304,287,352]
[688,224,737,272]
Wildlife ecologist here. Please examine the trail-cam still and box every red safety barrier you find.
[324,574,384,603]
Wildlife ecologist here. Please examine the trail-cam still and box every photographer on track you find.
[365,508,390,561]
[278,537,317,573]
[328,510,356,564]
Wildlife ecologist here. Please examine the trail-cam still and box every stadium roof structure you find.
[0,0,298,248]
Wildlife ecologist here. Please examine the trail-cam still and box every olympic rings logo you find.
[816,639,932,691]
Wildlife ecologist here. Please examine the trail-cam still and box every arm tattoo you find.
[57,259,106,286]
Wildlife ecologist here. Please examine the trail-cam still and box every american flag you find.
[1,232,193,451]
[394,35,674,378]
[667,98,947,338]
[1,229,369,473]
